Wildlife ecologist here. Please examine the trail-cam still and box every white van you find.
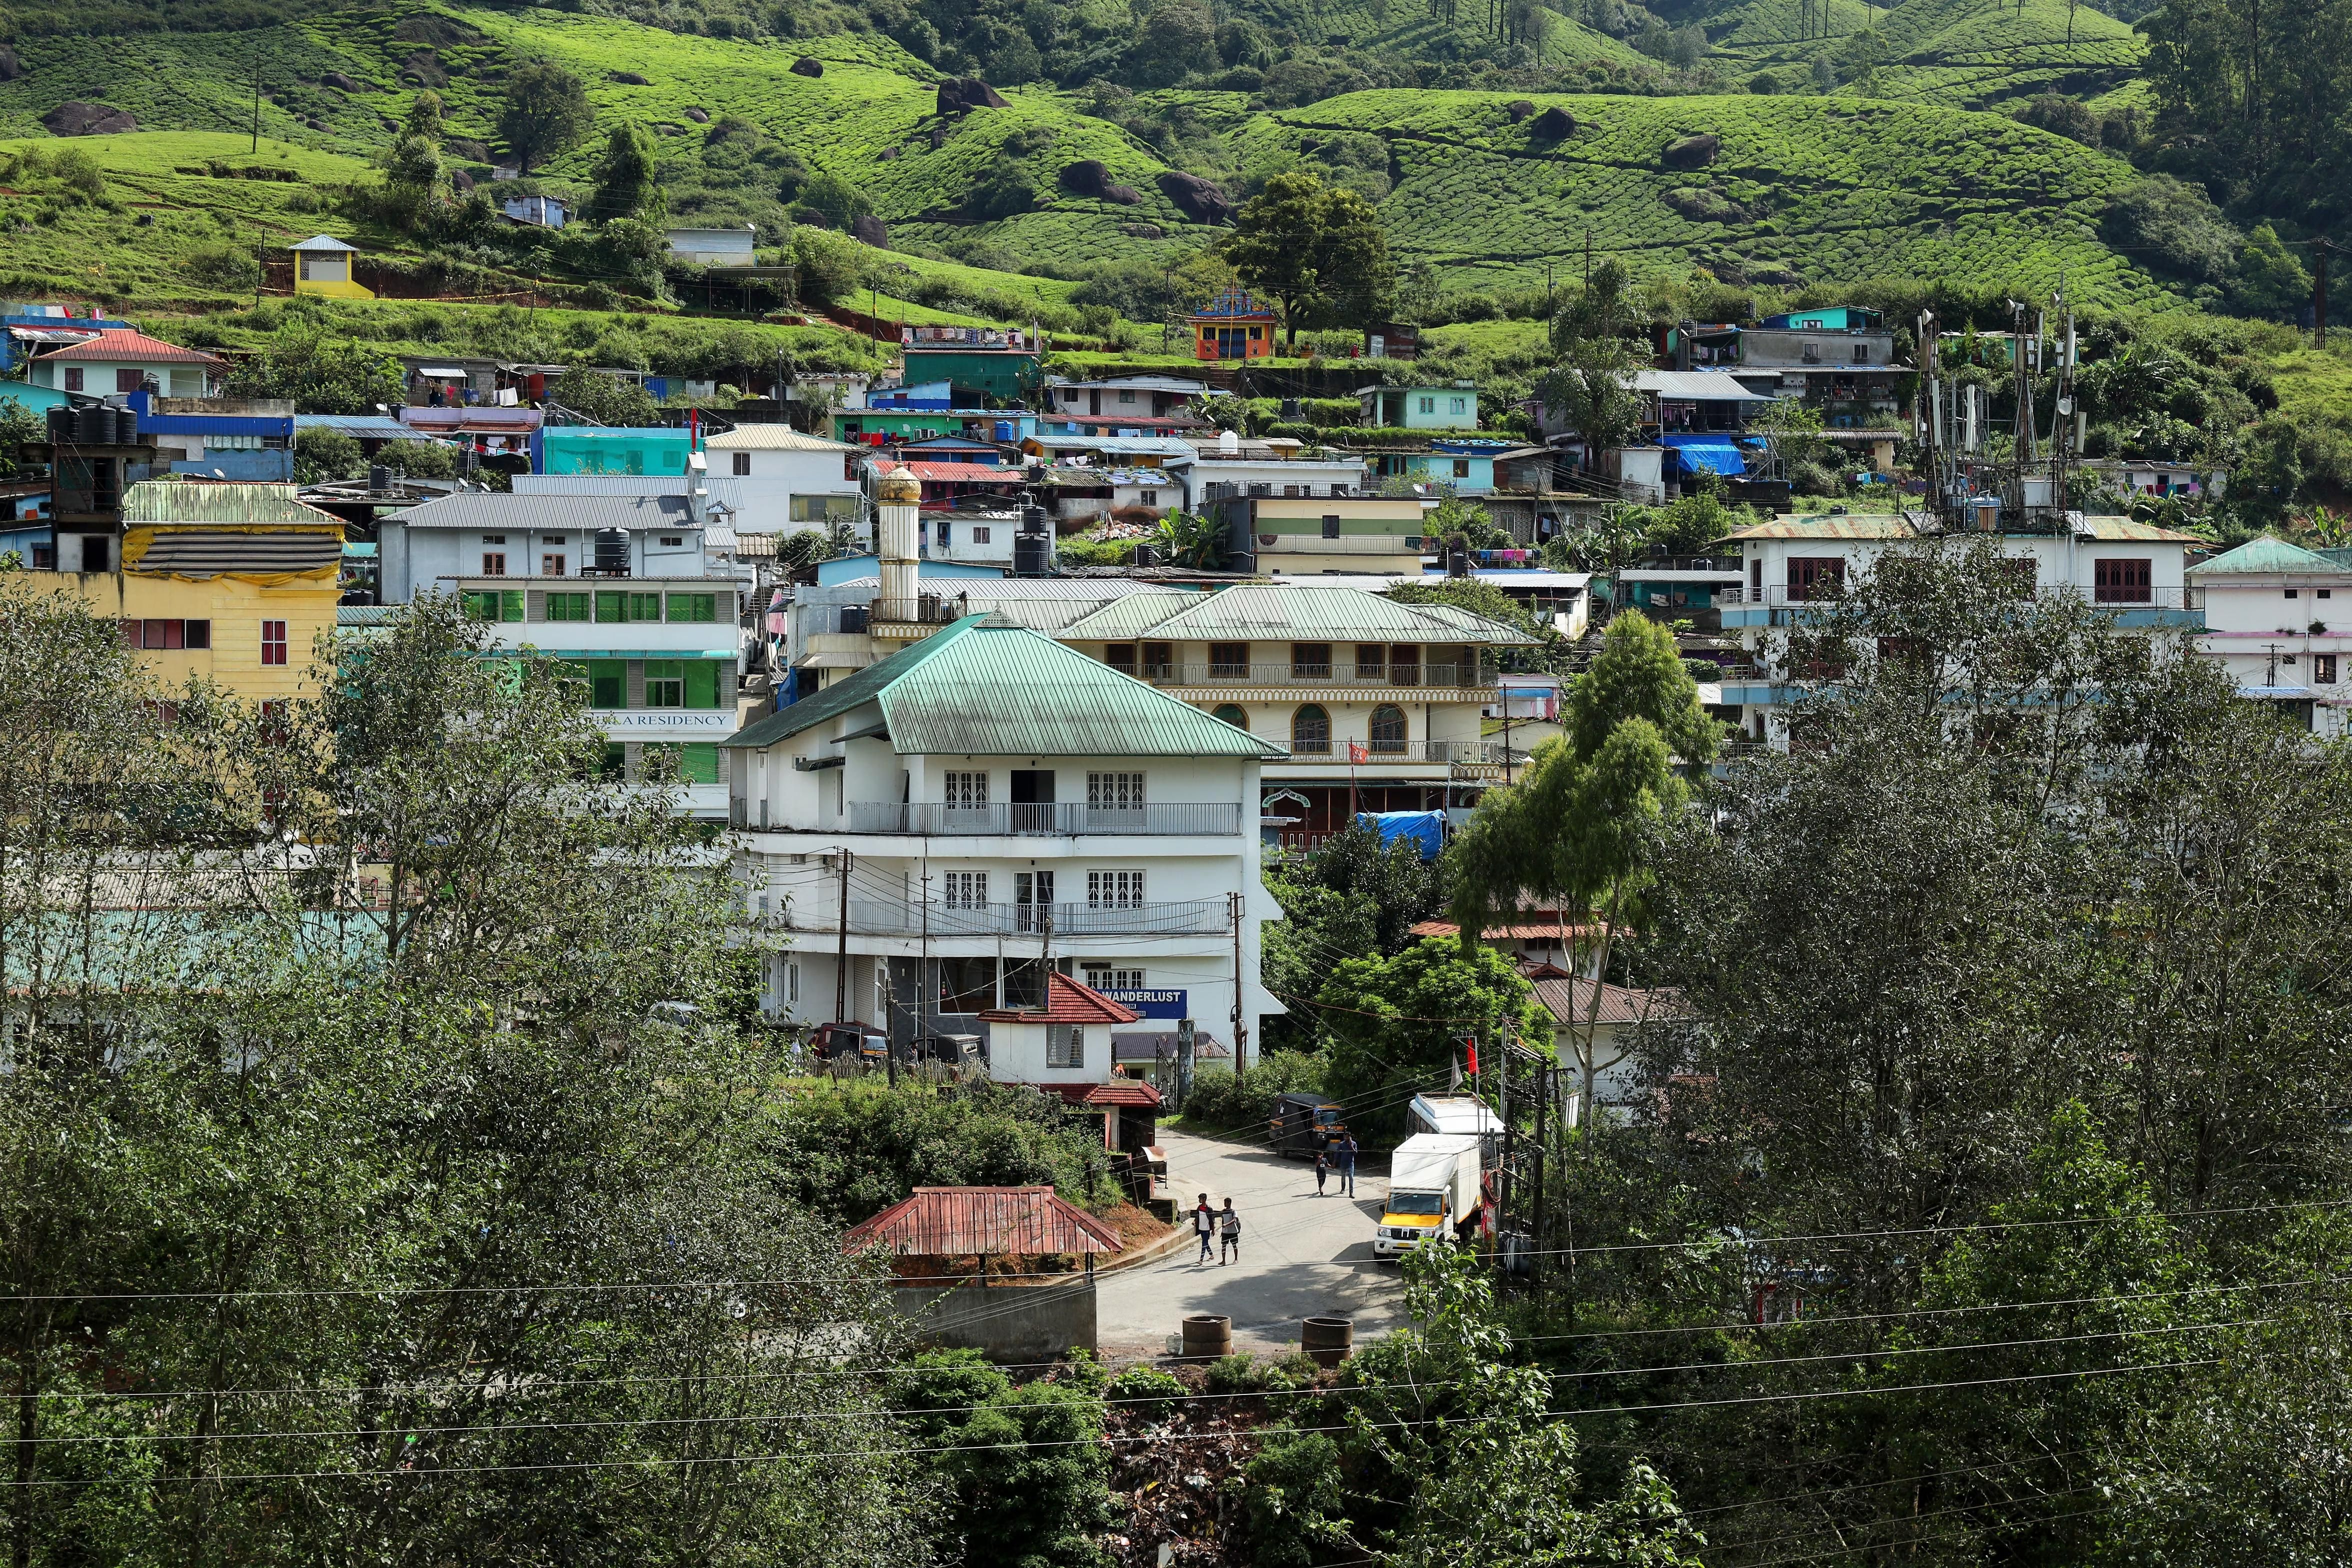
[1375,1133,1482,1259]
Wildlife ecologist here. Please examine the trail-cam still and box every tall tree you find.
[587,121,668,225]
[496,60,594,176]
[1538,258,1646,470]
[1222,170,1393,349]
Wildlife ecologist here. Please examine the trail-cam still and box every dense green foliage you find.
[885,1352,1112,1568]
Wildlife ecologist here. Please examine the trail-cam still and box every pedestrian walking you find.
[1314,1148,1330,1196]
[1192,1192,1215,1262]
[1218,1198,1241,1264]
[1338,1134,1358,1197]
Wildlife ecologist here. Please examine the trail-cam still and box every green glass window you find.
[644,660,685,708]
[666,592,718,624]
[589,659,626,709]
[464,590,522,622]
[684,660,718,710]
[678,742,720,784]
[546,592,592,622]
[594,590,662,624]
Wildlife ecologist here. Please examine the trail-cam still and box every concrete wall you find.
[892,1276,1096,1361]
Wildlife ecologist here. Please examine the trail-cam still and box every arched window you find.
[1291,704,1330,755]
[1368,703,1408,754]
[1213,704,1250,730]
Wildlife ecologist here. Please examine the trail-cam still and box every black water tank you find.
[1012,534,1050,576]
[1446,547,1470,578]
[594,528,630,574]
[114,407,136,444]
[74,406,104,444]
[368,465,390,492]
[1130,542,1156,568]
[46,406,70,444]
[1020,503,1046,534]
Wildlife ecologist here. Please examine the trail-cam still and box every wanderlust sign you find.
[1102,988,1188,1019]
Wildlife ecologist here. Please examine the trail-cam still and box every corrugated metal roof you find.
[702,425,850,451]
[391,492,700,530]
[842,1186,1122,1257]
[905,462,1020,482]
[2188,534,2348,576]
[128,527,341,576]
[36,328,226,366]
[1057,584,1536,646]
[1634,369,1774,402]
[296,413,416,440]
[725,616,1285,758]
[120,479,340,526]
[2078,516,2204,543]
[1723,514,1918,541]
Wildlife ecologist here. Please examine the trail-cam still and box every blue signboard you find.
[1104,988,1188,1020]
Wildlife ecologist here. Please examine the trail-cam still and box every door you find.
[1010,768,1056,832]
[1016,870,1055,934]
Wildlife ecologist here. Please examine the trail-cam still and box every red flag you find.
[1464,1036,1480,1076]
[1348,742,1368,764]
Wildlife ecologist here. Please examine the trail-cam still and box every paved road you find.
[1098,1128,1408,1358]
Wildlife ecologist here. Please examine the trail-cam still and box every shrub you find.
[377,438,457,479]
[2012,93,2098,146]
[292,426,362,484]
[2100,176,2242,286]
[186,242,261,292]
[1105,1363,1186,1422]
[1178,1048,1326,1130]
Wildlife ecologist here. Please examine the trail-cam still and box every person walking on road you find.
[1337,1134,1358,1197]
[1192,1193,1216,1262]
[1218,1198,1242,1264]
[1314,1148,1330,1196]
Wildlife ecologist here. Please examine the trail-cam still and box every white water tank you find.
[1218,428,1240,456]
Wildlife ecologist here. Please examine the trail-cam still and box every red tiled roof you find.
[35,328,226,366]
[1533,976,1678,1028]
[979,972,1142,1025]
[904,462,1021,482]
[842,1184,1123,1256]
[1028,1080,1167,1110]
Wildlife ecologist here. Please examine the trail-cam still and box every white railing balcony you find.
[1119,660,1492,688]
[1271,740,1518,764]
[824,898,1232,936]
[1718,584,2200,610]
[846,801,1243,836]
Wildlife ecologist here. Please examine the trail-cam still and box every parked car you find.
[808,1020,888,1064]
[1269,1092,1346,1159]
[913,1032,983,1066]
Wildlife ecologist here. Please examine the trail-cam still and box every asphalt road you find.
[1096,1128,1410,1358]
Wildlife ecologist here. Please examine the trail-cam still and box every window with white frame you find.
[944,870,988,908]
[1088,870,1145,908]
[1088,772,1144,810]
[1046,1024,1084,1068]
[944,771,988,808]
[971,526,992,544]
[1082,965,1144,992]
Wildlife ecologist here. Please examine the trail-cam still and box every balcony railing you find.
[818,898,1231,936]
[1250,534,1424,554]
[1719,584,2201,610]
[845,801,1243,836]
[1115,660,1494,688]
[1270,740,1520,764]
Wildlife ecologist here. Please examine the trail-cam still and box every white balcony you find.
[802,898,1232,936]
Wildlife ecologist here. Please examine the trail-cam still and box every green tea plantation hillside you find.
[1235,88,2165,305]
[1699,0,2144,106]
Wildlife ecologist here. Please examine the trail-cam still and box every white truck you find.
[1374,1132,1483,1260]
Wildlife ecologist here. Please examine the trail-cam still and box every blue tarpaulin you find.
[1356,810,1445,860]
[1662,435,1748,478]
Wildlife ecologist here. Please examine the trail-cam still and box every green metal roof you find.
[121,478,340,526]
[2188,534,2348,576]
[724,617,1285,758]
[1056,584,1535,646]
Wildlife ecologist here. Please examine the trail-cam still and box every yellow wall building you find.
[33,480,345,704]
[291,234,376,300]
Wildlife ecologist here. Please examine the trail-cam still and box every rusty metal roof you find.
[1534,976,1678,1028]
[843,1186,1124,1257]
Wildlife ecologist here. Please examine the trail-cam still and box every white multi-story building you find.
[722,614,1286,1068]
[379,490,747,816]
[699,424,865,537]
[1717,513,2206,746]
[2186,534,2352,736]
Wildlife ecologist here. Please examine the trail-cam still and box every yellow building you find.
[290,234,375,300]
[37,480,345,704]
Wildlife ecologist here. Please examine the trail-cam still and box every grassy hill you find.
[1695,0,2142,106]
[1236,88,2163,305]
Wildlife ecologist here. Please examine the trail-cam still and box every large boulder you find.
[936,76,1009,114]
[1660,185,1746,222]
[444,136,490,161]
[320,70,358,92]
[1156,168,1231,224]
[1120,222,1166,238]
[1662,132,1721,169]
[0,46,22,82]
[450,168,476,194]
[1505,98,1536,122]
[1060,160,1141,204]
[1530,106,1576,140]
[399,50,446,88]
[42,101,136,136]
[852,214,890,246]
[682,106,710,123]
[610,70,652,85]
[790,56,824,76]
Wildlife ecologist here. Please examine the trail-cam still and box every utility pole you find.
[251,42,263,154]
[2317,239,2332,348]
[1229,890,1247,1072]
[832,850,852,1024]
[883,956,898,1087]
